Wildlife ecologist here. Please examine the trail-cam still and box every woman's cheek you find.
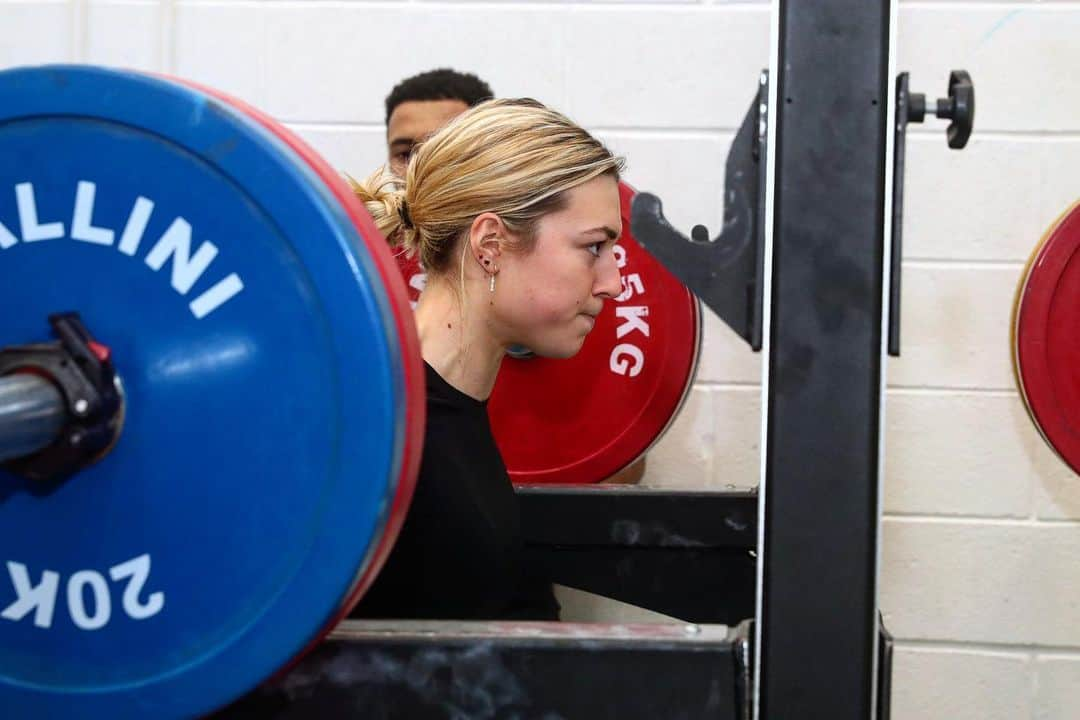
[525,298,565,326]
[503,291,552,327]
[539,287,580,322]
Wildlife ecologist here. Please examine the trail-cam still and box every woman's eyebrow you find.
[581,226,620,240]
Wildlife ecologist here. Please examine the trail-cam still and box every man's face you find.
[386,98,470,177]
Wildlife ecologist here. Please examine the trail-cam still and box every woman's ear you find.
[468,212,505,272]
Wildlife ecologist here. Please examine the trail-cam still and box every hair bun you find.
[345,168,413,248]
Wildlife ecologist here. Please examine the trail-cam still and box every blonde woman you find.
[349,99,625,620]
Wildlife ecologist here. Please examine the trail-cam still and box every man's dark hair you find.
[384,69,494,124]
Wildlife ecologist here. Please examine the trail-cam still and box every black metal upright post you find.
[756,1,892,718]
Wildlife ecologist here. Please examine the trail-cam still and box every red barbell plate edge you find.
[1014,198,1080,475]
[637,297,703,468]
[505,182,702,484]
[165,79,425,643]
[566,296,703,483]
[595,181,704,481]
[507,300,703,484]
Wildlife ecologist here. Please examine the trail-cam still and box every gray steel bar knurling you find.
[0,373,65,463]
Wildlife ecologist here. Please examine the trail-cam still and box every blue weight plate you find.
[0,66,409,718]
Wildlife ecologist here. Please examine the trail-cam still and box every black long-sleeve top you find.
[350,362,559,621]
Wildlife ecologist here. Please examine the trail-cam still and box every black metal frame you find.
[220,487,760,719]
[755,2,891,718]
[632,74,769,351]
[220,483,894,719]
[519,486,756,625]
[890,72,912,358]
[221,620,750,720]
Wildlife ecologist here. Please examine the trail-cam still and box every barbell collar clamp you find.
[0,313,124,481]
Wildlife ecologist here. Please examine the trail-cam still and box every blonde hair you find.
[349,98,625,275]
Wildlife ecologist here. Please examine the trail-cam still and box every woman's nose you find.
[594,254,623,299]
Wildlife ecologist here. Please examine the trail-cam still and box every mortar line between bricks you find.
[692,381,761,391]
[893,638,1080,658]
[165,0,1080,16]
[419,1,725,6]
[885,386,1017,397]
[1030,650,1080,661]
[885,384,1018,394]
[695,383,1020,395]
[902,258,1025,270]
[244,1,768,9]
[704,384,1024,396]
[908,130,1080,141]
[902,1,1080,11]
[172,0,264,7]
[884,514,1080,527]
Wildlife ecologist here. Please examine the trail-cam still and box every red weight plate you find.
[490,183,700,483]
[171,79,425,627]
[1014,200,1080,476]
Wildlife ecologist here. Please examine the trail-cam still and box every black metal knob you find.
[939,70,974,149]
[904,70,974,149]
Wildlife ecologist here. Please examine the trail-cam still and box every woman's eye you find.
[587,242,603,258]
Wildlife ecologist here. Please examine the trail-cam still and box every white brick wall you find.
[0,1,71,67]
[883,6,1080,717]
[892,647,1030,720]
[3,1,1078,716]
[85,1,164,71]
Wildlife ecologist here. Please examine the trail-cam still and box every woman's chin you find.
[508,323,592,360]
[517,338,585,360]
[555,336,589,359]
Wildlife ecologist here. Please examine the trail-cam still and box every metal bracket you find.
[630,71,769,351]
[889,70,975,355]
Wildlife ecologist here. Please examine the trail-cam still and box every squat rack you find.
[224,1,973,717]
